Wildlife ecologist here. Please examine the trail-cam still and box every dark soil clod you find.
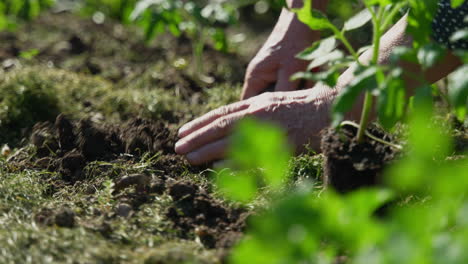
[68,35,88,55]
[35,207,76,228]
[55,114,76,153]
[58,150,86,182]
[166,180,248,249]
[113,174,151,194]
[321,124,399,193]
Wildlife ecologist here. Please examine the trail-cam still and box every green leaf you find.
[448,65,468,121]
[291,65,344,87]
[363,0,394,6]
[332,66,378,126]
[417,43,446,69]
[216,170,257,203]
[296,37,337,61]
[390,46,419,64]
[454,50,468,63]
[211,28,228,52]
[19,49,39,60]
[377,68,406,130]
[221,119,292,196]
[407,1,439,48]
[451,0,464,8]
[293,0,334,31]
[307,50,344,70]
[343,8,372,32]
[412,85,434,120]
[346,189,395,217]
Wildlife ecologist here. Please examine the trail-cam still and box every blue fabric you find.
[432,0,468,50]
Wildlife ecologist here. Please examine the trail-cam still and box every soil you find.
[0,12,247,95]
[321,124,399,193]
[166,180,249,249]
[28,114,176,182]
[0,10,260,262]
[6,113,247,250]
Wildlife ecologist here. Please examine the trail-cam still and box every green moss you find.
[202,84,242,113]
[287,153,324,183]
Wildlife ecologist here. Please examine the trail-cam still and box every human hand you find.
[175,87,337,165]
[241,8,320,100]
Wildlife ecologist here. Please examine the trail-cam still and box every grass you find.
[1,9,465,264]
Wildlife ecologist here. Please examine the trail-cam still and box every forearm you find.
[334,14,461,120]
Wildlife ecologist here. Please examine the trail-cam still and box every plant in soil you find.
[211,0,468,263]
[291,0,467,192]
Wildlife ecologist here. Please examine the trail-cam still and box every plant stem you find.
[357,92,374,143]
[332,28,360,61]
[341,121,403,150]
[380,2,407,32]
[356,6,383,143]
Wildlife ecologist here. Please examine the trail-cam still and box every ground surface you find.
[1,9,466,264]
[0,11,323,264]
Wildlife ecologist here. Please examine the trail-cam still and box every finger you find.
[185,138,229,165]
[178,102,249,138]
[241,59,277,100]
[175,111,246,155]
[274,67,300,92]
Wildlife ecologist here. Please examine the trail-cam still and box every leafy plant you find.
[80,0,137,23]
[292,0,467,141]
[221,111,468,264]
[129,0,239,80]
[0,0,54,30]
[213,0,468,263]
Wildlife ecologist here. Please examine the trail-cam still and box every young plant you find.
[81,0,137,24]
[129,0,238,81]
[292,0,467,142]
[214,1,468,263]
[0,0,54,30]
[223,108,468,264]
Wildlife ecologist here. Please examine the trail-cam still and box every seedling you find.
[129,0,237,80]
[293,0,467,143]
[0,0,54,30]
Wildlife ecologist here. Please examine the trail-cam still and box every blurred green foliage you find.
[219,99,468,264]
[215,0,468,263]
[0,0,54,30]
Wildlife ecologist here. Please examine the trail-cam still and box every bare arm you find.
[331,14,462,119]
[175,10,463,165]
[241,0,329,99]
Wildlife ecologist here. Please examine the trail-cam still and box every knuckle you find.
[216,106,228,116]
[215,118,231,130]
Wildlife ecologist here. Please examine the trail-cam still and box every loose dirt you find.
[7,113,248,251]
[29,114,177,182]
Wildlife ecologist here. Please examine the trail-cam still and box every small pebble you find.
[116,203,132,218]
[1,144,11,157]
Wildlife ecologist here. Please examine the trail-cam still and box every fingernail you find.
[177,127,185,137]
[175,140,185,154]
[178,125,189,137]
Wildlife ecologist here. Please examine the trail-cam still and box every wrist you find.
[286,0,304,8]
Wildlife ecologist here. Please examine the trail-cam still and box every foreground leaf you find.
[448,65,468,121]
